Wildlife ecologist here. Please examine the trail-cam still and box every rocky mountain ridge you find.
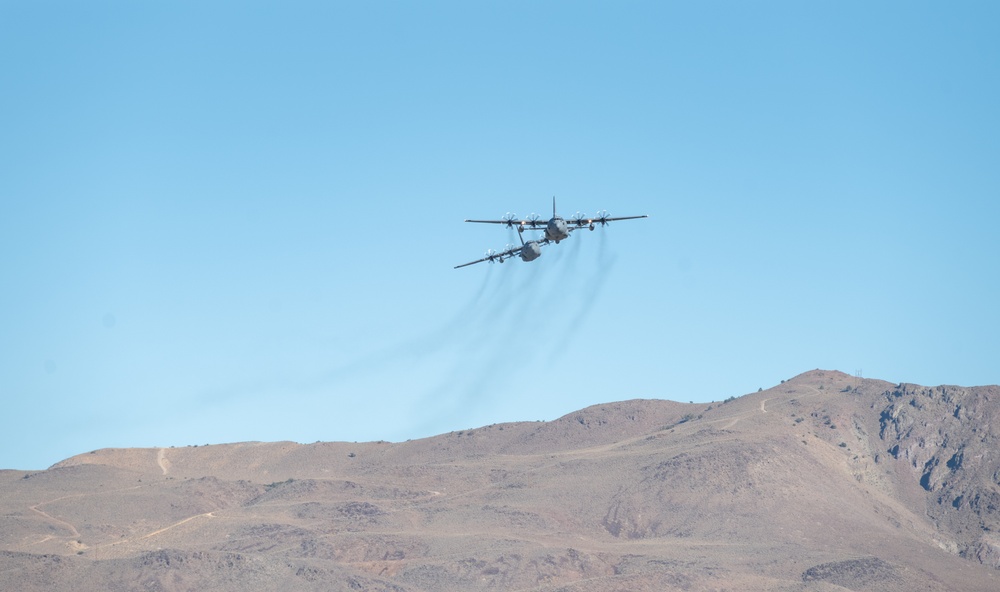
[2,370,998,591]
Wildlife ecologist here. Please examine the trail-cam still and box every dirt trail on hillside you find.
[156,448,170,475]
[29,502,81,540]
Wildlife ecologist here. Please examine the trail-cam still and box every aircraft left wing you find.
[464,214,548,230]
[464,220,549,231]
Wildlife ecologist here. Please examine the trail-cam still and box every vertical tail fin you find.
[552,196,557,218]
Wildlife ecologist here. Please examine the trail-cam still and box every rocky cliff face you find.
[876,382,1000,567]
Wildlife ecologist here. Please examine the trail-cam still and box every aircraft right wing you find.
[454,244,524,269]
[596,214,648,222]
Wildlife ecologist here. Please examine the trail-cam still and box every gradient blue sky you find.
[3,2,998,470]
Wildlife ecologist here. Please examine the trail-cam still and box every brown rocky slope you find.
[1,370,998,591]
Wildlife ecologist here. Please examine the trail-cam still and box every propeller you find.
[571,211,589,227]
[484,248,499,263]
[526,213,541,227]
[595,210,611,227]
[501,212,519,229]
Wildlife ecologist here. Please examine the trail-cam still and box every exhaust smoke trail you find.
[415,230,622,428]
[215,228,626,443]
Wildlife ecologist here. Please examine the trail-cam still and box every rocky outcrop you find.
[802,557,900,588]
[877,383,1000,568]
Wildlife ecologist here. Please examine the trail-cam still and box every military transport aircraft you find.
[454,230,550,269]
[465,197,647,243]
[454,198,647,268]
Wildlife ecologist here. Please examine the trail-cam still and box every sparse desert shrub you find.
[266,478,295,490]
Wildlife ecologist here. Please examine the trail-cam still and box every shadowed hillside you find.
[1,370,998,591]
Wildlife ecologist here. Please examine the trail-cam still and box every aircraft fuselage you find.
[544,217,570,243]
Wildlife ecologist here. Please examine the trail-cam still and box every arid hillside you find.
[2,370,998,591]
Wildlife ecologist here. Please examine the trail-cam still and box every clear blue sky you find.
[3,2,998,470]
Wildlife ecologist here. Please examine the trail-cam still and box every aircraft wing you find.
[600,214,648,222]
[465,218,548,229]
[454,244,524,269]
[566,213,649,228]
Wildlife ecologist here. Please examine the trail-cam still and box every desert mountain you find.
[2,370,998,591]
